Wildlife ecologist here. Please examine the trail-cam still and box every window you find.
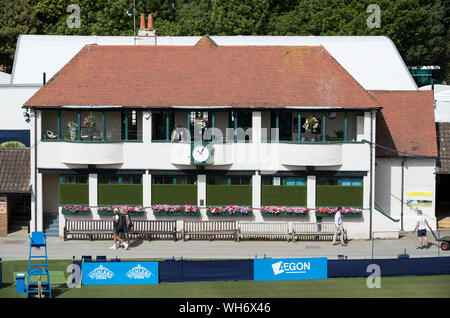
[99,175,142,184]
[152,111,175,141]
[152,176,196,184]
[207,176,251,185]
[262,176,306,186]
[317,177,362,186]
[60,175,88,184]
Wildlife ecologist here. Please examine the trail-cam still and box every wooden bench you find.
[292,222,347,241]
[63,219,177,241]
[183,220,237,241]
[238,222,291,241]
[131,220,177,241]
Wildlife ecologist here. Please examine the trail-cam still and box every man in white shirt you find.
[412,208,430,249]
[333,207,347,246]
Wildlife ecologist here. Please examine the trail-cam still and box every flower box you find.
[61,205,91,215]
[261,206,309,217]
[315,207,362,217]
[152,205,199,216]
[207,205,253,216]
[98,205,146,216]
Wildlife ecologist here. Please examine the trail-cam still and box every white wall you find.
[375,157,437,231]
[0,85,39,130]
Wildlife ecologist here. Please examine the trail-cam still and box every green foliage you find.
[316,186,363,207]
[261,186,307,206]
[98,184,143,205]
[59,184,89,204]
[206,185,252,206]
[0,0,36,72]
[151,184,197,205]
[0,141,26,148]
[0,0,448,81]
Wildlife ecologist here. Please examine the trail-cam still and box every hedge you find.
[151,185,197,205]
[98,184,143,205]
[59,184,89,205]
[316,186,363,207]
[261,186,307,206]
[206,185,252,206]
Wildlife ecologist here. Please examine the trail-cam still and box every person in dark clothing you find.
[119,207,130,250]
[110,208,125,250]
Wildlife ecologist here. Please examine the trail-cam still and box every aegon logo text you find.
[272,261,311,275]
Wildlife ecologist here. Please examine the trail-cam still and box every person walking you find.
[333,207,347,246]
[412,208,430,249]
[119,207,131,250]
[110,208,125,250]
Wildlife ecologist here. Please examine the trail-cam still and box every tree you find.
[0,0,36,72]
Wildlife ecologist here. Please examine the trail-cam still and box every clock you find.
[191,142,212,165]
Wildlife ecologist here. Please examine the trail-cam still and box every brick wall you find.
[0,196,7,236]
[0,212,7,237]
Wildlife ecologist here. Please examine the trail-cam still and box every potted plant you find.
[98,205,146,215]
[315,207,362,217]
[61,205,91,215]
[261,206,309,216]
[153,204,199,216]
[207,205,253,216]
[66,121,78,141]
[303,116,320,141]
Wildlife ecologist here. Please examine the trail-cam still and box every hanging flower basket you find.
[261,206,309,217]
[315,207,362,217]
[83,115,96,128]
[61,205,91,215]
[98,205,146,216]
[152,205,199,216]
[303,116,320,134]
[207,205,253,216]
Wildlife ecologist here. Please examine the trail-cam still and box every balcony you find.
[61,142,124,165]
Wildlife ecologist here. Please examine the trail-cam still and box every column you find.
[142,111,152,144]
[307,175,316,222]
[252,111,261,169]
[89,174,98,220]
[30,109,37,233]
[143,171,153,220]
[252,171,262,221]
[198,174,207,220]
[36,172,43,231]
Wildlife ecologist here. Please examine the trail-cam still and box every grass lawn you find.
[0,260,449,298]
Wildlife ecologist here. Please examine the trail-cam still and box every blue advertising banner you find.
[82,262,159,285]
[254,257,327,281]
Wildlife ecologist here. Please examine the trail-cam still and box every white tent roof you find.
[11,34,417,91]
[0,71,11,84]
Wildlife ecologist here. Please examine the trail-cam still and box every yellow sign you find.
[406,192,432,197]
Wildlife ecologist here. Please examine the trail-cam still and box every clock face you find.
[192,145,210,163]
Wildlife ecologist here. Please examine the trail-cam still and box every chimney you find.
[140,14,145,29]
[148,14,153,30]
[137,13,157,44]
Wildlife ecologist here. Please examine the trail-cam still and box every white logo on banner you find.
[272,261,311,275]
[126,264,153,280]
[88,265,115,280]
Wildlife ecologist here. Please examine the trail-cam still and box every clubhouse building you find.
[21,32,437,239]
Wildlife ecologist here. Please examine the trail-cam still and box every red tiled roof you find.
[24,40,379,109]
[0,148,30,193]
[370,90,437,158]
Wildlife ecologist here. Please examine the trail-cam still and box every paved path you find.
[0,230,449,261]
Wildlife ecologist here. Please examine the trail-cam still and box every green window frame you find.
[59,175,88,184]
[152,175,197,185]
[207,176,252,185]
[98,175,142,185]
[59,174,89,205]
[317,176,363,186]
[262,176,306,186]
